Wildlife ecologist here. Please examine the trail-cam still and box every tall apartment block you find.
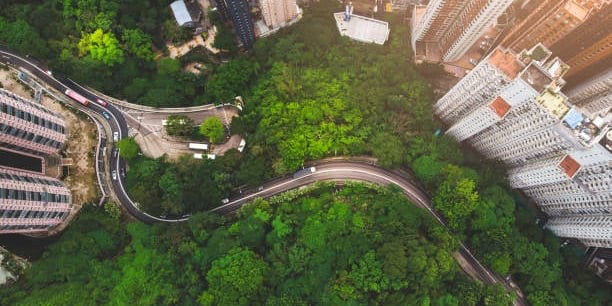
[0,167,71,234]
[411,0,513,62]
[565,68,612,115]
[550,2,612,84]
[499,0,590,53]
[214,0,256,48]
[0,89,66,156]
[259,0,298,29]
[436,44,612,248]
[0,89,71,234]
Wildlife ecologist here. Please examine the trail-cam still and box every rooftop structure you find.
[333,11,389,45]
[170,0,202,28]
[259,0,299,29]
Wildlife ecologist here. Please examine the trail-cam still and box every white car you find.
[113,132,119,142]
[221,198,229,204]
[111,170,117,181]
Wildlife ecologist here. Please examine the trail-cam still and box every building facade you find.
[436,44,612,248]
[0,166,71,234]
[550,2,612,83]
[565,68,612,115]
[499,0,590,53]
[0,89,66,156]
[214,0,256,48]
[259,0,298,29]
[411,0,513,62]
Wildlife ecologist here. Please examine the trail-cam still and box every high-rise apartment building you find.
[545,215,611,248]
[565,68,612,115]
[259,0,298,29]
[0,89,66,156]
[550,3,612,83]
[0,166,71,234]
[411,0,513,62]
[436,44,612,248]
[499,0,590,53]
[213,0,255,48]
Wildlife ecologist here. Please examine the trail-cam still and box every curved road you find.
[0,48,526,305]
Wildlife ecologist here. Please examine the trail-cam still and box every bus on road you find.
[65,89,90,106]
[188,143,208,151]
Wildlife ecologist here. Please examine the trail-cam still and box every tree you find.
[121,28,153,61]
[116,137,139,160]
[158,58,181,75]
[213,25,237,53]
[78,29,124,66]
[201,247,268,306]
[370,131,405,168]
[199,117,225,144]
[165,115,195,136]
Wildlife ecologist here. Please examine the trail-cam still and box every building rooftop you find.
[537,90,570,119]
[489,96,511,118]
[333,12,390,45]
[488,48,523,80]
[565,0,590,20]
[558,155,581,178]
[521,64,554,93]
[170,0,201,27]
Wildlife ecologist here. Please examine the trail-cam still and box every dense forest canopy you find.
[0,184,516,305]
[0,1,610,305]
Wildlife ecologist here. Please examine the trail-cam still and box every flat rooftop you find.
[489,96,511,118]
[558,155,581,178]
[333,12,390,45]
[487,48,523,80]
[565,0,589,20]
[537,90,570,119]
[520,64,553,93]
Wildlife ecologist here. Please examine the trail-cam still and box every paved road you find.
[0,48,526,305]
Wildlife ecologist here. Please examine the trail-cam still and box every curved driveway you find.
[0,48,526,305]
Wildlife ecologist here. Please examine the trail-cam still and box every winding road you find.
[0,47,527,305]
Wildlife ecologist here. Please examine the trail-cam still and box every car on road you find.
[113,132,119,142]
[96,98,107,106]
[258,186,264,191]
[102,111,111,120]
[46,70,52,76]
[113,148,118,158]
[120,168,125,177]
[111,170,117,180]
[293,166,316,179]
[221,198,230,204]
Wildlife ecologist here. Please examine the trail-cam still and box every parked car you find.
[221,198,230,204]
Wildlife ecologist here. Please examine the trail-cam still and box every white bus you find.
[188,143,208,150]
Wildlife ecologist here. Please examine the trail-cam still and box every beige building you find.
[259,0,298,29]
[500,0,590,53]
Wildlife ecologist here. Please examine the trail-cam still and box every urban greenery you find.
[199,117,225,144]
[407,135,612,305]
[0,185,514,305]
[0,1,609,305]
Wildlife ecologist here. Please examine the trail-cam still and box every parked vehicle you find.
[221,198,229,204]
